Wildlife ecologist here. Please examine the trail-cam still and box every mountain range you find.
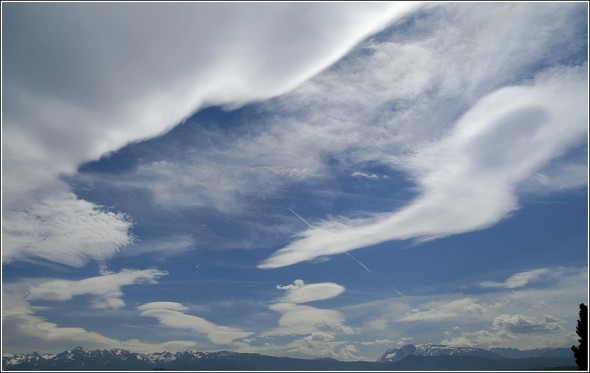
[2,344,576,371]
[377,343,573,362]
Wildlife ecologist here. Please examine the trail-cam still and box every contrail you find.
[288,208,405,296]
[343,252,373,273]
[289,208,373,273]
[289,208,313,228]
[392,287,406,297]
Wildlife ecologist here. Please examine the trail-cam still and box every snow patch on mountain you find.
[377,343,501,362]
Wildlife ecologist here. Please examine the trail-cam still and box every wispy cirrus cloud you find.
[260,65,588,268]
[117,235,196,259]
[351,172,387,180]
[2,194,134,267]
[69,4,586,263]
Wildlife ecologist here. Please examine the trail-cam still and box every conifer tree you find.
[571,303,588,370]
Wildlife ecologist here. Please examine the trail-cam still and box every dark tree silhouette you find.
[571,303,588,370]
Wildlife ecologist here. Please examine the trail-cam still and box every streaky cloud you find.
[479,268,550,289]
[3,279,196,354]
[259,66,588,268]
[27,269,168,309]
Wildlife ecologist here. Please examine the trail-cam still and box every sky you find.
[1,1,588,362]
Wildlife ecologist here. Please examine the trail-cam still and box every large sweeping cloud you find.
[259,66,588,268]
[1,2,421,266]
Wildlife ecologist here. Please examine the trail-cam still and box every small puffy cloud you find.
[343,266,584,351]
[286,332,363,361]
[338,344,362,361]
[306,331,336,342]
[276,279,345,304]
[27,269,168,309]
[480,268,550,289]
[492,314,562,334]
[138,302,252,345]
[443,313,564,349]
[442,329,516,349]
[464,302,487,315]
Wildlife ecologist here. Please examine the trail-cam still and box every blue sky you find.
[2,2,588,361]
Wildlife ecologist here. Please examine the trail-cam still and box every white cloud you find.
[286,333,363,361]
[120,235,196,259]
[442,314,565,349]
[276,279,345,304]
[2,2,420,266]
[442,329,516,349]
[76,3,586,245]
[138,302,252,345]
[464,302,488,315]
[222,280,358,359]
[128,159,321,213]
[2,193,133,267]
[2,282,197,355]
[233,332,368,362]
[528,160,588,191]
[264,279,353,337]
[137,302,189,313]
[343,266,585,350]
[359,338,397,346]
[259,65,588,268]
[264,303,353,337]
[27,269,168,309]
[397,298,486,322]
[480,268,550,289]
[351,171,380,180]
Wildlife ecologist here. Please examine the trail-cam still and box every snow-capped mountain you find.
[3,352,46,369]
[377,344,503,362]
[2,347,250,371]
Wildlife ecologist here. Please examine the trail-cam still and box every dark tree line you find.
[572,303,587,370]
